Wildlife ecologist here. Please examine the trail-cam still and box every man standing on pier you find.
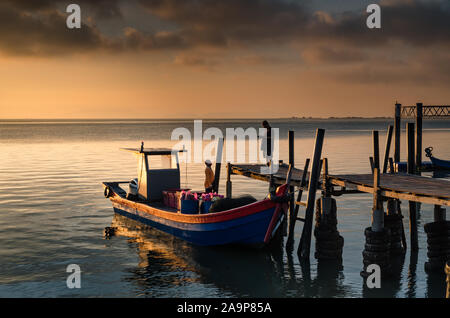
[204,159,215,193]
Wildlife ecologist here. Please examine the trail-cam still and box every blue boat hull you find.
[111,201,279,246]
[430,156,450,169]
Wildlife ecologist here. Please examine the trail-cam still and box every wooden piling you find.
[388,158,394,173]
[407,122,419,251]
[286,158,310,250]
[416,103,423,172]
[369,157,374,173]
[287,130,295,237]
[213,137,224,193]
[382,125,394,174]
[372,167,384,232]
[298,128,325,260]
[394,103,402,163]
[434,205,446,222]
[372,131,380,170]
[226,162,232,199]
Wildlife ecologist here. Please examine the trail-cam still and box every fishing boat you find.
[425,147,450,169]
[102,144,289,247]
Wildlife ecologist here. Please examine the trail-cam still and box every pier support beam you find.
[314,197,344,261]
[362,167,392,277]
[424,219,450,273]
[394,103,402,164]
[285,130,295,236]
[415,103,423,172]
[298,128,325,260]
[226,162,232,199]
[383,125,394,174]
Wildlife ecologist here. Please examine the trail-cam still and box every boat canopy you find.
[122,145,187,202]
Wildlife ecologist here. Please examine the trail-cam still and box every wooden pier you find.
[224,103,450,282]
[230,164,450,207]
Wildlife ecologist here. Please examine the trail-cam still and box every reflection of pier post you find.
[407,123,419,251]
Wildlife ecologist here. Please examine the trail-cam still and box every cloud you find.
[0,0,449,71]
[0,3,105,56]
[4,0,123,19]
[301,46,367,64]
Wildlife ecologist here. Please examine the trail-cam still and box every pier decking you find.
[230,163,450,206]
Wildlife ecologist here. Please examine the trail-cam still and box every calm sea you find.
[0,118,449,298]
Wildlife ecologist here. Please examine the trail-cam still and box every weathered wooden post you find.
[314,158,344,261]
[372,131,380,170]
[407,122,419,251]
[382,125,394,174]
[212,137,224,193]
[433,205,446,222]
[362,167,391,277]
[372,168,383,232]
[226,162,232,199]
[286,158,310,250]
[424,205,450,272]
[415,103,423,172]
[383,125,405,254]
[298,128,325,260]
[394,103,402,164]
[287,130,295,237]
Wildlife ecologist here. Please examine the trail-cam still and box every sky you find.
[0,0,450,119]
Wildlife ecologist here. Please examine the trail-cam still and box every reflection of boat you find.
[102,145,289,247]
[425,147,450,169]
[109,213,287,297]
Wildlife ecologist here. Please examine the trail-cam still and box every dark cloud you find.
[0,0,449,67]
[0,3,105,56]
[138,0,311,46]
[3,0,123,19]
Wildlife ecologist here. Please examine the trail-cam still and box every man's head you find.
[262,120,270,128]
[205,159,212,167]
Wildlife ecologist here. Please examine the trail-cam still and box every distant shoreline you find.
[0,116,401,121]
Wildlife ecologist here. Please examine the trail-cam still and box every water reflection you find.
[108,213,356,297]
[362,254,405,298]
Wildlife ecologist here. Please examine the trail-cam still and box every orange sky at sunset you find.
[1,0,450,119]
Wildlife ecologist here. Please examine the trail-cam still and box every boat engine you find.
[126,178,139,200]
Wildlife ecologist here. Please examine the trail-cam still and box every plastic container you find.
[180,200,199,214]
[201,201,213,214]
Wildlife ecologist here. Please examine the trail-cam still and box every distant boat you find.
[102,144,289,247]
[425,147,450,169]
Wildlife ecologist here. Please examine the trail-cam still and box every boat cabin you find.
[121,145,186,202]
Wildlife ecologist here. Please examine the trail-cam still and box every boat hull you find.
[430,156,450,169]
[103,183,285,247]
[111,202,278,246]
